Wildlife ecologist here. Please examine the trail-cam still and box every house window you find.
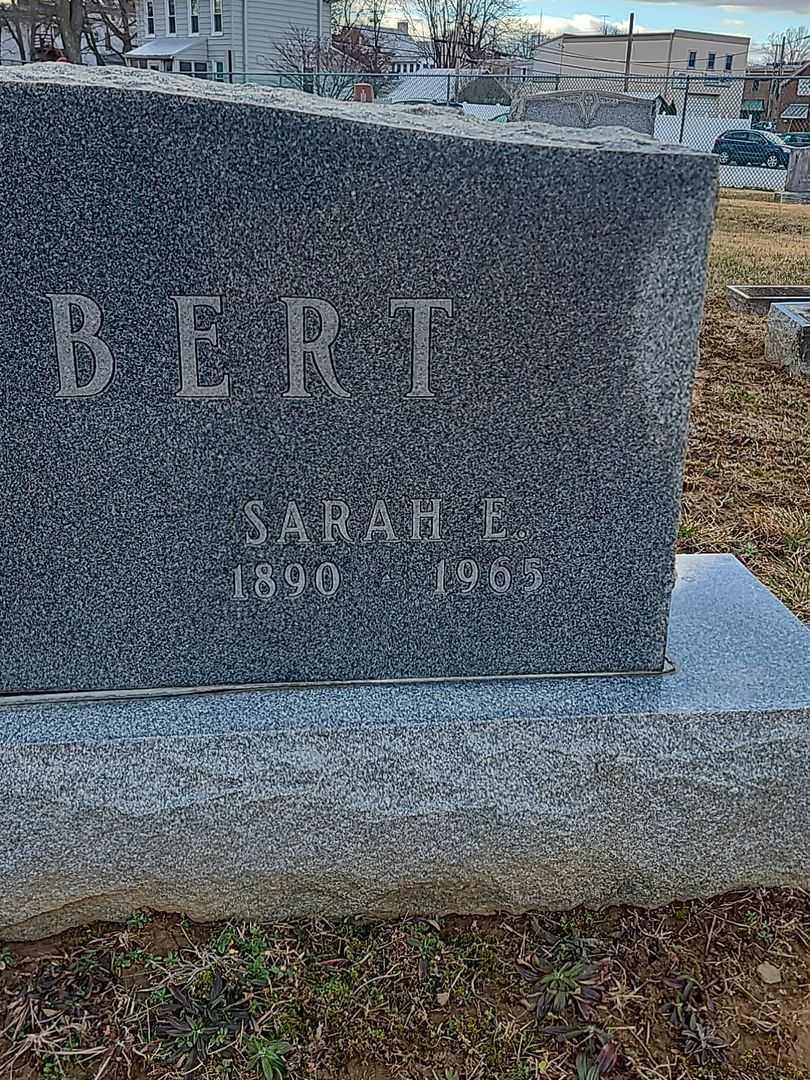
[166,0,176,34]
[189,0,199,33]
[146,0,154,35]
[725,54,733,71]
[214,59,225,80]
[687,50,696,68]
[179,60,208,76]
[707,52,715,70]
[752,79,759,90]
[212,0,223,34]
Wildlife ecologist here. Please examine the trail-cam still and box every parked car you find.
[780,132,810,148]
[712,129,790,168]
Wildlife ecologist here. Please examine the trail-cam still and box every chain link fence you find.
[224,69,807,193]
[9,57,805,190]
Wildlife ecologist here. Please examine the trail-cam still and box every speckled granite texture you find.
[2,555,810,940]
[766,302,810,376]
[510,89,657,134]
[0,65,715,691]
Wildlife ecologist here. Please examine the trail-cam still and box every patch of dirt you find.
[1,895,810,1079]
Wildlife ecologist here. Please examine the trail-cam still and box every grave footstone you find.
[766,301,810,375]
[2,66,810,941]
[509,88,657,134]
[779,146,810,205]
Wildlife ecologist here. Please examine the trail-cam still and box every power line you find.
[535,42,754,65]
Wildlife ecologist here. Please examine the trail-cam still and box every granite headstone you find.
[510,89,657,135]
[4,67,810,942]
[1,65,711,695]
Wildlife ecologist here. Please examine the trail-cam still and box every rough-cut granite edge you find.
[3,555,810,941]
[0,63,713,159]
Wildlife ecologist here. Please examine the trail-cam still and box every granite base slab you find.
[727,283,810,315]
[765,301,810,375]
[2,554,810,941]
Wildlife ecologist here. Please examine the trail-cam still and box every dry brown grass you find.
[3,895,810,1080]
[679,195,810,621]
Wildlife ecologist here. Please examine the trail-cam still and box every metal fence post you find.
[679,75,690,144]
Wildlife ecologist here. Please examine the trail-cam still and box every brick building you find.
[743,61,810,131]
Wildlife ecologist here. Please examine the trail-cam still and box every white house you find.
[533,29,750,116]
[367,19,432,74]
[126,0,329,79]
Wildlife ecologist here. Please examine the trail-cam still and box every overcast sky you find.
[391,2,806,63]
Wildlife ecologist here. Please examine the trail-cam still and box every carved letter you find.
[482,497,508,541]
[280,297,349,399]
[173,295,230,399]
[389,298,453,399]
[363,499,399,543]
[411,498,443,541]
[278,500,311,544]
[243,499,268,546]
[48,293,115,399]
[323,499,352,543]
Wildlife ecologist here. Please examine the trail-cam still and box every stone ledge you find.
[2,555,810,940]
[0,63,711,158]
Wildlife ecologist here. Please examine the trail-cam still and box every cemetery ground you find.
[1,193,809,1080]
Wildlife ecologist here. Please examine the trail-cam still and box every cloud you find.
[521,12,652,34]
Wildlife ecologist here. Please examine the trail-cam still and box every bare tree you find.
[501,17,545,58]
[276,22,392,74]
[275,24,381,96]
[0,0,53,61]
[52,0,83,61]
[331,0,390,72]
[403,0,519,68]
[598,16,623,35]
[766,25,810,66]
[0,0,134,63]
[86,0,136,60]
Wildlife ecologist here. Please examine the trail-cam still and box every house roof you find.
[386,69,460,103]
[536,28,749,49]
[126,38,196,59]
[360,25,424,61]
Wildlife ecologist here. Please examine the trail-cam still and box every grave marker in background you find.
[510,89,657,134]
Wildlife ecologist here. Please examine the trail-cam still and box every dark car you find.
[781,132,810,148]
[712,129,790,168]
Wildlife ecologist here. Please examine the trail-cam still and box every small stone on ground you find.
[757,960,782,984]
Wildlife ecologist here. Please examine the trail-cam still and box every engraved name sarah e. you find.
[45,294,454,400]
[231,497,543,603]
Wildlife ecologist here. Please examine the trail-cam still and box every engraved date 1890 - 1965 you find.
[230,496,542,603]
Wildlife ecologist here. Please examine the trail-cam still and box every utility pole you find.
[623,12,634,91]
[770,35,785,126]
